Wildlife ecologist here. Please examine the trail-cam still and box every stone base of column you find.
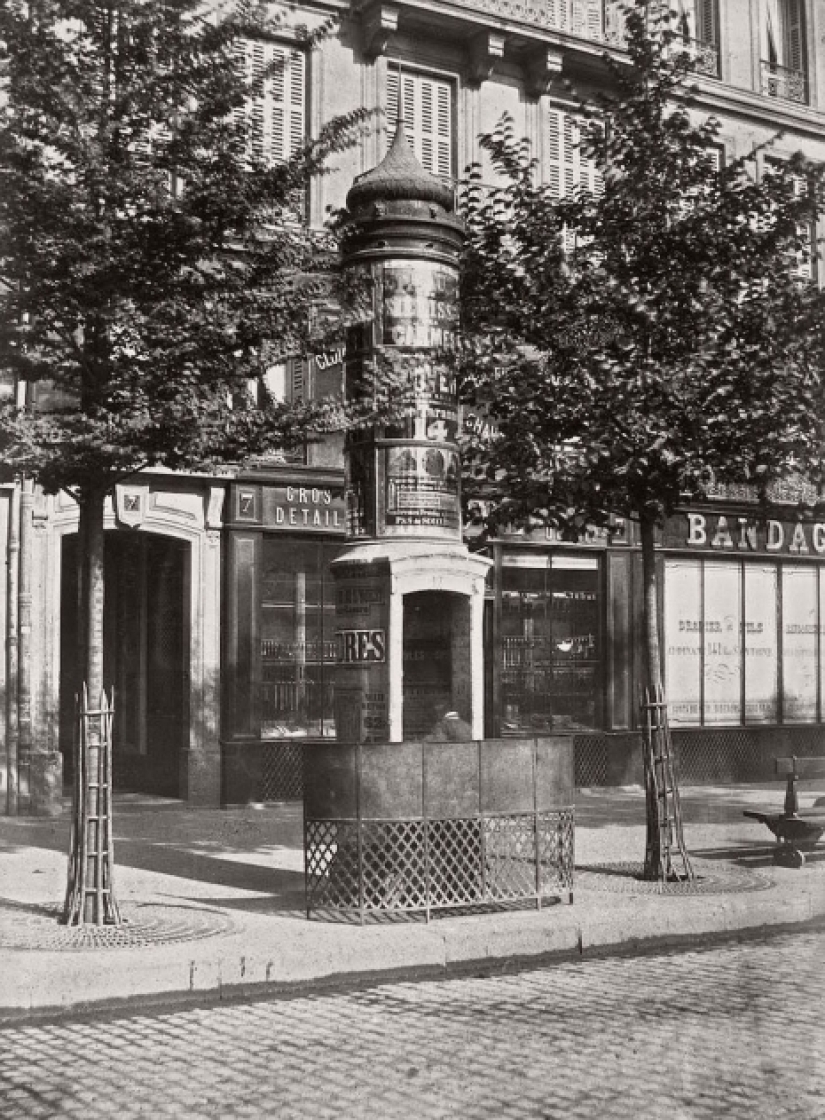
[179,747,222,807]
[20,752,64,817]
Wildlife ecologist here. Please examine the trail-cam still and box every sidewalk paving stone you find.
[1,782,824,1017]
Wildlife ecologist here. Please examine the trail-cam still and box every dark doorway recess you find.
[61,532,189,796]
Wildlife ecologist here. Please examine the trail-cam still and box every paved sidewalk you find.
[1,781,824,1017]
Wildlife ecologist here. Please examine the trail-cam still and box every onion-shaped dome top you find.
[346,121,455,214]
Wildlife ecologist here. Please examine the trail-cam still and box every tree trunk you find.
[639,511,694,883]
[80,488,106,704]
[62,487,121,925]
[640,513,662,696]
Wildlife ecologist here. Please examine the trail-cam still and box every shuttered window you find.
[765,160,816,281]
[544,107,604,201]
[544,107,604,254]
[763,0,804,71]
[386,69,454,179]
[570,0,603,39]
[605,0,717,47]
[234,40,306,166]
[542,0,603,37]
[790,171,815,281]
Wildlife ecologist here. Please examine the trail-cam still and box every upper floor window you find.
[761,0,807,103]
[605,0,719,75]
[234,39,307,165]
[544,106,603,252]
[386,68,454,179]
[545,107,603,202]
[764,160,817,282]
[673,0,720,76]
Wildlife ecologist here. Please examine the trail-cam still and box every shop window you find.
[665,558,824,726]
[499,554,602,734]
[259,538,338,738]
[782,566,818,721]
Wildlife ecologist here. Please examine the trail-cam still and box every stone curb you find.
[2,875,823,1020]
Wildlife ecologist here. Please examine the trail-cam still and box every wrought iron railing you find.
[686,37,720,78]
[444,0,719,72]
[761,60,807,104]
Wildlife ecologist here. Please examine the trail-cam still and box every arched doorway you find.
[60,531,190,796]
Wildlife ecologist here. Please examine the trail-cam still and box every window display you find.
[260,539,339,738]
[665,557,822,726]
[499,554,601,734]
[782,566,818,722]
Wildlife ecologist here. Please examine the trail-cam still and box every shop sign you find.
[336,629,386,663]
[257,485,345,532]
[313,347,345,371]
[336,583,386,617]
[671,512,825,556]
[498,517,630,546]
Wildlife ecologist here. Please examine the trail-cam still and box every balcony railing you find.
[761,60,807,104]
[449,0,719,77]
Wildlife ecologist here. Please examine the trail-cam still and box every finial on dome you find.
[345,72,455,215]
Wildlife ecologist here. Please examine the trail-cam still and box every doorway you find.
[402,590,472,739]
[60,532,189,795]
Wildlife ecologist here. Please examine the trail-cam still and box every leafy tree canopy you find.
[458,0,825,537]
[0,0,369,496]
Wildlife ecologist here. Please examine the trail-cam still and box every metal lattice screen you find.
[573,735,610,786]
[261,742,305,802]
[672,730,757,783]
[671,727,825,783]
[305,810,575,921]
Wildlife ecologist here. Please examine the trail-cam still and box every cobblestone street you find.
[1,927,824,1120]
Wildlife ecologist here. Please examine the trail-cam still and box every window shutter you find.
[547,0,570,32]
[545,108,600,200]
[792,172,814,280]
[697,0,717,44]
[604,0,627,42]
[571,0,602,39]
[786,0,804,72]
[236,40,306,165]
[546,107,602,253]
[387,69,453,178]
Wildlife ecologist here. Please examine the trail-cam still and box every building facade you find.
[3,0,825,814]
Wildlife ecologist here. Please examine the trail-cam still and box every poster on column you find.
[383,445,461,534]
[334,565,389,743]
[378,262,459,350]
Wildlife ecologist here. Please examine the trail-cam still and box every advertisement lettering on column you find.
[333,566,389,743]
[383,445,461,534]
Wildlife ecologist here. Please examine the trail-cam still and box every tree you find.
[0,0,366,918]
[458,0,825,880]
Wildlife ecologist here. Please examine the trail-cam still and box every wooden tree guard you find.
[62,686,122,926]
[642,684,694,886]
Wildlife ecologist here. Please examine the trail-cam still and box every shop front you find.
[222,473,347,803]
[480,519,641,788]
[661,506,825,779]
